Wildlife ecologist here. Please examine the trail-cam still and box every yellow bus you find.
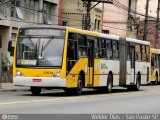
[13,25,150,95]
[150,48,160,85]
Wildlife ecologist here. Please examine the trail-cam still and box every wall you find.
[62,0,102,31]
[137,0,157,20]
[102,0,128,36]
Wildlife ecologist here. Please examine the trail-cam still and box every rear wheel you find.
[107,74,113,93]
[127,75,140,91]
[30,87,41,95]
[133,76,140,91]
[155,73,158,85]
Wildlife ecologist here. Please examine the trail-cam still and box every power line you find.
[4,3,129,32]
[113,0,156,19]
[0,0,12,5]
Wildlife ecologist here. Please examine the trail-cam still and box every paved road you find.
[0,85,160,114]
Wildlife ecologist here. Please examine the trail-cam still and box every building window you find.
[103,30,109,34]
[98,20,100,30]
[62,21,67,26]
[43,1,52,19]
[94,19,97,30]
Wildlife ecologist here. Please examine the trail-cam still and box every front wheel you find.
[30,87,41,95]
[75,75,83,95]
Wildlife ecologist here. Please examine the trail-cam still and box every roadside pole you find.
[0,39,2,89]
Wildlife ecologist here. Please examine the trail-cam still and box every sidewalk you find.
[0,83,30,92]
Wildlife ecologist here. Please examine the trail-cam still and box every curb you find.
[0,88,30,92]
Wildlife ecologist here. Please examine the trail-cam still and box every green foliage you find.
[2,55,12,72]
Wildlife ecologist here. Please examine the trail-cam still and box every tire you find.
[132,75,141,91]
[127,75,140,91]
[155,74,158,85]
[65,75,83,95]
[107,74,113,93]
[30,87,41,95]
[75,75,83,95]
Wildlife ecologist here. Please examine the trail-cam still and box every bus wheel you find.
[30,87,41,95]
[76,75,83,95]
[155,74,158,85]
[133,75,141,91]
[107,74,113,93]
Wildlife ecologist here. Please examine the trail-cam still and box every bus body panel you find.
[99,59,120,86]
[135,62,150,84]
[13,76,66,87]
[13,25,151,92]
[150,48,160,83]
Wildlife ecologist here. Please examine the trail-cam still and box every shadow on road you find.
[20,87,145,98]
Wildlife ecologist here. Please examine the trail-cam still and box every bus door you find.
[87,37,95,86]
[130,44,135,84]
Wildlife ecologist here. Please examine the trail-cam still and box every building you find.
[0,0,62,62]
[102,0,137,37]
[61,0,102,32]
[0,0,62,82]
[136,0,160,48]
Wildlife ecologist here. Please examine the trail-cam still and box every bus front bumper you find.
[13,76,66,87]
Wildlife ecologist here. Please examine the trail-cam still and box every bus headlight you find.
[52,71,61,77]
[16,71,24,76]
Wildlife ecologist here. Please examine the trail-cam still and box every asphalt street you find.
[0,85,160,114]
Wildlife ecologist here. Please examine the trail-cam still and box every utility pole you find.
[127,0,132,37]
[128,0,131,16]
[155,0,160,48]
[0,36,2,89]
[38,0,43,24]
[82,0,113,30]
[143,0,149,41]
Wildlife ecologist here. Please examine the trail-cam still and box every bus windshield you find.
[16,29,65,67]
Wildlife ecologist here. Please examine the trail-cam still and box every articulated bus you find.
[13,25,150,95]
[150,48,160,84]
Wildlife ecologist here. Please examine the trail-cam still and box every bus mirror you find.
[0,36,2,48]
[8,41,14,52]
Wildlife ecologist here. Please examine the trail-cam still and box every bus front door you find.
[130,45,135,84]
[88,40,94,86]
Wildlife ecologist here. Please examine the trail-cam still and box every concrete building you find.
[62,0,102,32]
[0,0,62,62]
[136,0,160,48]
[102,0,137,37]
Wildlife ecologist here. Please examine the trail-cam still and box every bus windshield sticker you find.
[21,60,37,65]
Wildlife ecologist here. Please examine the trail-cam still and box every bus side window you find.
[127,43,131,60]
[78,34,87,57]
[146,46,150,62]
[106,40,113,59]
[67,33,77,72]
[94,38,100,58]
[141,45,146,61]
[68,33,77,60]
[100,38,106,58]
[151,54,154,67]
[135,44,141,61]
[113,41,119,59]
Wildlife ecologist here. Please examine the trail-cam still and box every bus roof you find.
[151,48,160,54]
[126,38,150,45]
[19,25,67,30]
[18,25,150,46]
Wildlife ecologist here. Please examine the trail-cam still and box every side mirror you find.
[0,36,2,48]
[8,41,14,52]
